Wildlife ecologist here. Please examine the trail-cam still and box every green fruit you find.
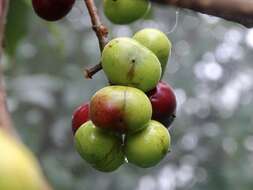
[125,120,171,168]
[0,129,48,190]
[90,86,152,133]
[133,28,172,76]
[74,121,125,172]
[103,0,149,24]
[102,38,162,92]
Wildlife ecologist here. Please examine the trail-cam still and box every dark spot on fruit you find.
[127,63,136,80]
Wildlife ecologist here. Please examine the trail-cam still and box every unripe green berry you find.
[102,38,162,92]
[125,120,171,168]
[74,121,125,172]
[103,0,149,24]
[133,28,172,76]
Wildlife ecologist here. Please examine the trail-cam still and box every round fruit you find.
[0,129,48,190]
[72,102,89,134]
[125,120,171,168]
[32,0,75,21]
[133,28,172,76]
[74,121,125,172]
[147,81,177,127]
[103,0,149,24]
[90,86,152,133]
[102,38,161,92]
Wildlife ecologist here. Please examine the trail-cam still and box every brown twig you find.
[83,0,108,79]
[151,0,253,28]
[84,0,108,51]
[84,62,102,79]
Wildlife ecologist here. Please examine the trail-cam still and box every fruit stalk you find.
[84,62,102,79]
[83,0,108,79]
[84,0,108,51]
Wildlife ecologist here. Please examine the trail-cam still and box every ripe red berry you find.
[72,103,89,134]
[147,81,177,127]
[32,0,75,21]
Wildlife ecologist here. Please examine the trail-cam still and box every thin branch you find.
[83,0,108,79]
[84,0,108,51]
[84,62,102,79]
[151,0,253,28]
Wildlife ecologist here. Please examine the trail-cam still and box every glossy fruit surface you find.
[0,129,48,190]
[90,86,152,133]
[125,120,171,168]
[103,0,149,24]
[133,28,172,75]
[72,102,89,134]
[102,38,161,92]
[74,121,125,172]
[147,81,176,127]
[32,0,75,21]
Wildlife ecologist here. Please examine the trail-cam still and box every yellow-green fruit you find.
[103,0,149,24]
[102,38,162,92]
[74,121,125,172]
[125,120,171,168]
[0,130,48,190]
[133,28,172,76]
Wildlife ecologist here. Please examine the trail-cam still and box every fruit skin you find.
[72,102,89,135]
[103,0,149,24]
[74,121,125,172]
[133,28,172,76]
[102,38,162,92]
[0,129,48,190]
[90,86,152,133]
[32,0,75,21]
[125,120,171,168]
[147,81,177,127]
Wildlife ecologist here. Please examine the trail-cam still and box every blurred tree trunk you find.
[0,1,52,189]
[151,0,253,28]
[0,0,15,135]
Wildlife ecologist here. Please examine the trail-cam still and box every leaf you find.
[5,0,29,56]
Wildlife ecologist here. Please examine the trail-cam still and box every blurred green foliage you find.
[5,0,29,56]
[3,1,253,190]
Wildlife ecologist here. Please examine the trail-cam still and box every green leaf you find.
[5,0,29,56]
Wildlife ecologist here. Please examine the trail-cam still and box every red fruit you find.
[147,81,177,127]
[72,103,89,134]
[32,0,75,21]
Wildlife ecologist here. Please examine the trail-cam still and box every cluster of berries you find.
[32,0,177,172]
[72,28,177,172]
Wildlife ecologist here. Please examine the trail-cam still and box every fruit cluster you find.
[72,28,177,172]
[32,0,178,172]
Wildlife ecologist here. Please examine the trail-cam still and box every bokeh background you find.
[3,0,253,190]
